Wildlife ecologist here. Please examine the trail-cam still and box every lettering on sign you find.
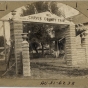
[17,12,66,24]
[28,16,42,21]
[28,16,64,22]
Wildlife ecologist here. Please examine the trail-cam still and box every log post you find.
[82,31,88,64]
[65,24,77,66]
[10,20,23,75]
[21,33,31,76]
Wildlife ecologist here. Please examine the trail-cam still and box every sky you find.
[0,3,79,45]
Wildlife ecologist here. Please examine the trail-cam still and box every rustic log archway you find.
[9,11,78,76]
[1,1,88,76]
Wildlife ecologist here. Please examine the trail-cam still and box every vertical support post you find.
[49,41,51,54]
[10,13,23,74]
[55,40,59,58]
[65,24,77,66]
[13,20,23,75]
[56,40,59,58]
[3,21,6,62]
[22,33,31,76]
[82,31,88,64]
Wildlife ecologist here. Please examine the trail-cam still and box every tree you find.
[75,24,87,36]
[21,1,64,57]
[21,4,35,16]
[23,23,51,57]
[21,1,63,16]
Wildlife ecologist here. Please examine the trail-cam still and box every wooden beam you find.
[3,21,7,63]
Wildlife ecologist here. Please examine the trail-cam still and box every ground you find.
[0,58,88,79]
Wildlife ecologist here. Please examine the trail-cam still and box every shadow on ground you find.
[31,62,88,77]
[0,58,88,78]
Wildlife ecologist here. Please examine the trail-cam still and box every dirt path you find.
[0,58,88,79]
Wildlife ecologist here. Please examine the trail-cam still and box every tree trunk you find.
[41,43,44,57]
[49,41,51,54]
[35,47,38,54]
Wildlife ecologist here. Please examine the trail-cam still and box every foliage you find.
[75,24,86,36]
[21,1,63,57]
[21,1,63,17]
[23,23,51,57]
[21,4,35,16]
[24,23,51,45]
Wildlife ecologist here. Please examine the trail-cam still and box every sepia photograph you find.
[0,0,88,87]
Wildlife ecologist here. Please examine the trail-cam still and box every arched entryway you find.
[9,11,77,76]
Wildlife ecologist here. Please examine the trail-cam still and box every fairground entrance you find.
[8,11,78,76]
[1,1,88,81]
